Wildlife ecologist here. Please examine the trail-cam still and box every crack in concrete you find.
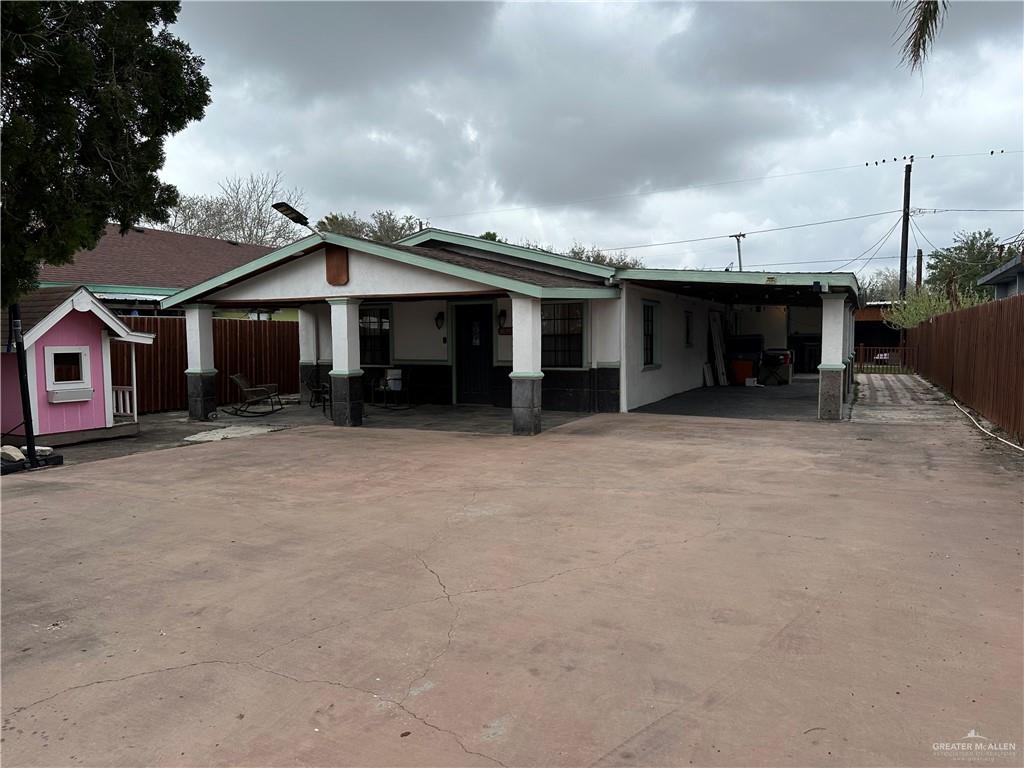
[7,659,238,715]
[9,657,506,767]
[401,559,462,705]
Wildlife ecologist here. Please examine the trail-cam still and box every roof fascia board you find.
[538,286,620,299]
[396,229,616,278]
[616,268,860,294]
[39,281,178,296]
[977,253,1023,286]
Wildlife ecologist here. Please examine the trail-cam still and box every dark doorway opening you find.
[454,304,493,404]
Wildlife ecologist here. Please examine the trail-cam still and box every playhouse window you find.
[44,346,91,391]
[53,352,83,382]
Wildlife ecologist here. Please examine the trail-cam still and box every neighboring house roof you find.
[2,286,155,349]
[162,232,619,308]
[395,228,617,279]
[977,251,1024,286]
[39,224,275,294]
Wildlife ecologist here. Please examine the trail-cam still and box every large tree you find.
[316,209,422,242]
[924,229,1013,302]
[159,171,307,247]
[1,1,211,305]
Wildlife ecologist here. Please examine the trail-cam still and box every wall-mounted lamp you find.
[496,309,508,330]
[434,311,446,330]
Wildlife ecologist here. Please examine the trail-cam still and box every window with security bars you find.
[643,304,655,366]
[541,302,584,368]
[359,306,391,366]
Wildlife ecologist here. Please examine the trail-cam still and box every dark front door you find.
[455,304,493,404]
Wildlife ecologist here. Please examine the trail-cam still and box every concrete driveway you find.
[2,386,1022,766]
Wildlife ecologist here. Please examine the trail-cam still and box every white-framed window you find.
[44,346,91,391]
[541,301,584,368]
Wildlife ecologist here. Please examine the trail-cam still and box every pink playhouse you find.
[2,286,154,446]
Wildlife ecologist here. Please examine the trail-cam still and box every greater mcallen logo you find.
[933,729,1018,761]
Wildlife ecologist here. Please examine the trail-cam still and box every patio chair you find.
[370,368,411,409]
[224,373,284,417]
[302,366,325,409]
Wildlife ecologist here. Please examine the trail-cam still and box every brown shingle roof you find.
[1,285,79,348]
[39,225,275,290]
[335,234,604,289]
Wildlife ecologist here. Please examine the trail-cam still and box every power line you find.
[910,217,942,252]
[831,216,904,272]
[915,207,1024,214]
[606,210,901,252]
[856,221,903,277]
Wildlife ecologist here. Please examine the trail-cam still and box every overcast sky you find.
[162,1,1024,276]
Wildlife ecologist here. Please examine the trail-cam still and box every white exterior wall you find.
[314,302,332,363]
[733,305,788,348]
[590,298,621,367]
[788,306,821,335]
[393,300,448,362]
[624,284,715,410]
[495,296,512,363]
[209,247,493,303]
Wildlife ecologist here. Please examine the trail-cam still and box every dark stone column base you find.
[511,376,542,435]
[818,366,845,420]
[299,362,318,403]
[186,371,218,421]
[331,373,363,426]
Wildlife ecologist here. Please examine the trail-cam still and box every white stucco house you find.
[161,228,859,434]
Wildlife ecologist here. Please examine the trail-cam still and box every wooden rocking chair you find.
[225,373,284,417]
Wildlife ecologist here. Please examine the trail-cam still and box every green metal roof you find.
[615,268,860,293]
[39,281,179,296]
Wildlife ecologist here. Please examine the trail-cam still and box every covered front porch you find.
[163,232,620,435]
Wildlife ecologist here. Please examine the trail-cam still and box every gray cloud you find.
[164,1,1024,273]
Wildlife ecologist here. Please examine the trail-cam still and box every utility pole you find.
[898,160,913,298]
[731,232,745,272]
[915,248,923,292]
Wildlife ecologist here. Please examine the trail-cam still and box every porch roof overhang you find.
[614,269,861,308]
[161,233,619,309]
[977,252,1023,286]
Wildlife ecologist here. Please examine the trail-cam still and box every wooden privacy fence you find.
[906,294,1024,442]
[110,317,300,414]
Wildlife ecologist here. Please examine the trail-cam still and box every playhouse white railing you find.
[112,386,136,420]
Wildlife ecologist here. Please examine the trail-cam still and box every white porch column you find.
[818,293,847,420]
[510,294,543,435]
[298,304,320,401]
[845,302,855,401]
[327,298,363,426]
[184,304,217,420]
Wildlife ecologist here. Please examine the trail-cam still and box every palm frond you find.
[893,0,949,71]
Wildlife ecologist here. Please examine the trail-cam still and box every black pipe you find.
[9,304,39,468]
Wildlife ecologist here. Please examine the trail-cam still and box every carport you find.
[615,269,860,420]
